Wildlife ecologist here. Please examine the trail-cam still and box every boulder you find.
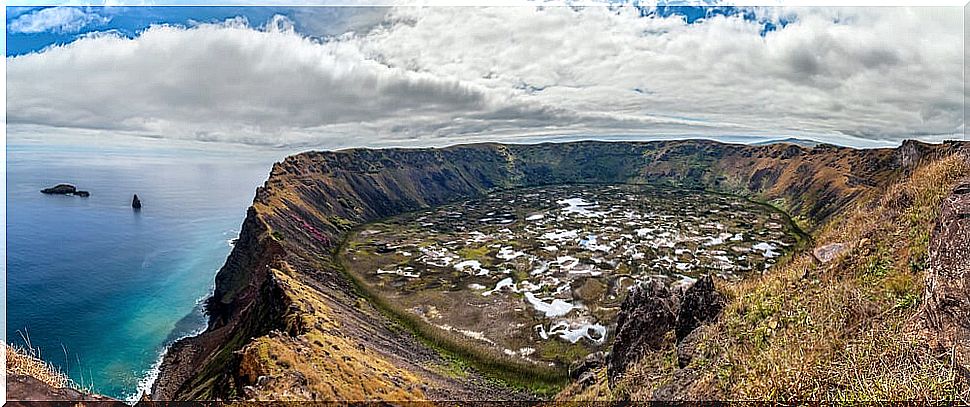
[5,375,115,404]
[608,275,728,384]
[675,275,725,342]
[569,351,606,386]
[607,280,677,382]
[676,327,704,369]
[812,242,846,263]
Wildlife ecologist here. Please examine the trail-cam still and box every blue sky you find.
[5,5,965,149]
[7,6,391,56]
[5,6,792,56]
[8,7,284,55]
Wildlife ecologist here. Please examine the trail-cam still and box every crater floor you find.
[340,185,799,366]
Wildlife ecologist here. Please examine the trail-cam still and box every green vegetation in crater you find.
[337,183,803,396]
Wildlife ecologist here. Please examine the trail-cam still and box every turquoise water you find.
[6,138,283,400]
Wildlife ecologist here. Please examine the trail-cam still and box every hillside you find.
[560,148,970,400]
[153,139,969,401]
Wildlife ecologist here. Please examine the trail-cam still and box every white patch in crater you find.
[497,246,526,260]
[524,292,576,317]
[557,197,610,217]
[483,277,518,296]
[753,242,780,258]
[547,321,608,344]
[454,259,489,275]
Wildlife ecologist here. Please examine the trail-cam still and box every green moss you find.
[538,340,589,365]
[458,245,491,261]
[428,354,471,380]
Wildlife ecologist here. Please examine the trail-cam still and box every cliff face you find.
[154,139,968,401]
[922,175,970,368]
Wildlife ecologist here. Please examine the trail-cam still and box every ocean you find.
[6,136,284,400]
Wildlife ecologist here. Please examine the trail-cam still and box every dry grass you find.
[236,266,428,401]
[6,343,76,390]
[598,153,970,401]
[556,365,616,402]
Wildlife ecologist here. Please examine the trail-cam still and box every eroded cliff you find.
[154,139,969,401]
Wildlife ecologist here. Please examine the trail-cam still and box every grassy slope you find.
[6,344,79,391]
[233,266,430,401]
[560,153,970,401]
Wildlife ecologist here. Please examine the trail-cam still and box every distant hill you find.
[750,137,822,147]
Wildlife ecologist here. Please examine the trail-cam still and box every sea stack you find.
[41,183,90,197]
[132,194,142,209]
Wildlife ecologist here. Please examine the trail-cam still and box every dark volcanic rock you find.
[675,275,726,342]
[41,184,76,194]
[608,280,677,382]
[132,194,142,209]
[41,183,89,197]
[569,351,606,386]
[922,176,970,369]
[608,275,726,384]
[676,327,705,369]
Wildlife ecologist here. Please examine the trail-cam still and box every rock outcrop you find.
[569,351,607,386]
[675,275,726,342]
[608,281,678,382]
[607,276,725,383]
[40,183,89,197]
[921,176,970,370]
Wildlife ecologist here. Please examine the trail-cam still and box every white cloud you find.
[6,7,965,148]
[357,6,963,141]
[7,6,110,34]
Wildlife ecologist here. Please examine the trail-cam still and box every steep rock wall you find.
[155,139,964,400]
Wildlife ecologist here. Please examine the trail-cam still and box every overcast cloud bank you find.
[7,6,964,148]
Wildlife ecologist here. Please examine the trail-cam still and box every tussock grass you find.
[6,343,77,390]
[594,153,970,401]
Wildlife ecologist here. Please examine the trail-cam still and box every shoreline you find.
[132,233,236,402]
[128,284,215,404]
